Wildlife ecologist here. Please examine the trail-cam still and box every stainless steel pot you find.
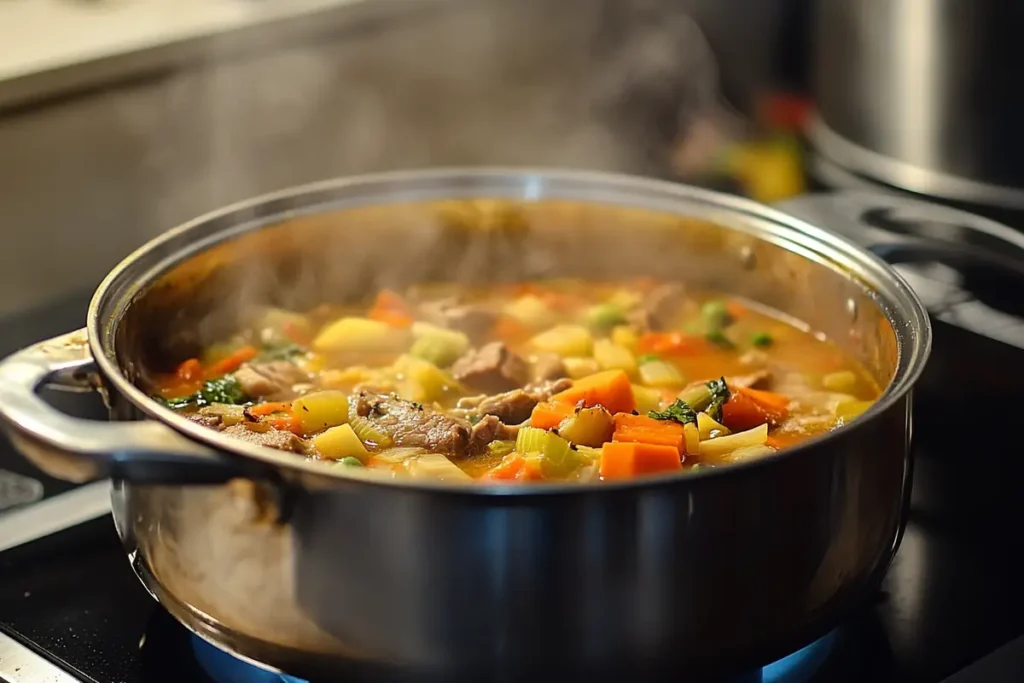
[0,170,930,682]
[810,0,1024,211]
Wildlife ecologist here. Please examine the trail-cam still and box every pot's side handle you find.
[774,191,1024,288]
[0,329,268,485]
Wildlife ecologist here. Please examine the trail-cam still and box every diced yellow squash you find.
[631,384,662,414]
[822,370,858,393]
[393,354,458,404]
[530,324,593,357]
[638,359,685,387]
[698,424,769,461]
[610,325,640,351]
[405,454,471,481]
[556,405,614,447]
[313,317,410,354]
[564,356,601,379]
[697,411,730,440]
[593,339,637,375]
[312,423,370,461]
[409,322,470,367]
[292,391,350,434]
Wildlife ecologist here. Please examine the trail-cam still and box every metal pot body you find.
[0,170,930,681]
[811,0,1024,209]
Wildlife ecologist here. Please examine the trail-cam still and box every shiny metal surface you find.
[0,629,82,683]
[0,170,932,681]
[811,1,1024,208]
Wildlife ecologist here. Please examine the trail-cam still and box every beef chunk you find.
[469,377,575,425]
[234,361,310,401]
[354,392,476,458]
[417,297,496,338]
[451,342,529,394]
[222,423,310,454]
[469,414,520,451]
[530,352,568,383]
[627,282,686,331]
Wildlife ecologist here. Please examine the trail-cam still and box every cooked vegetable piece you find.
[409,322,471,368]
[503,295,558,330]
[550,369,636,414]
[206,345,259,377]
[348,414,395,449]
[822,370,858,393]
[648,398,697,426]
[682,423,700,456]
[406,454,471,481]
[697,424,769,461]
[530,400,577,430]
[704,377,732,421]
[700,299,733,332]
[613,413,685,454]
[530,324,593,357]
[751,331,773,348]
[482,453,545,481]
[637,331,706,356]
[720,385,789,432]
[631,384,662,414]
[584,303,627,331]
[292,391,350,434]
[515,427,581,478]
[563,357,601,379]
[696,411,729,440]
[367,289,414,327]
[557,405,614,447]
[611,325,640,351]
[637,358,685,387]
[394,354,458,403]
[313,423,370,461]
[834,399,873,423]
[163,375,248,408]
[592,339,637,375]
[487,440,517,459]
[600,442,682,480]
[313,317,410,354]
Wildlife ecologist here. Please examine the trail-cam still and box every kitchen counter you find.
[0,0,393,110]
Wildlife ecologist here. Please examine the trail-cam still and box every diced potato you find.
[683,423,700,456]
[631,384,662,414]
[610,325,640,351]
[292,391,350,434]
[638,359,685,387]
[834,399,873,424]
[593,339,637,375]
[698,424,769,461]
[564,356,601,379]
[504,295,558,330]
[312,423,370,461]
[530,324,593,357]
[393,354,458,404]
[405,453,471,481]
[557,405,614,447]
[313,317,410,354]
[410,322,470,367]
[697,411,730,440]
[822,370,858,393]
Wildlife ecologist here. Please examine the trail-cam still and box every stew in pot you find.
[150,280,880,482]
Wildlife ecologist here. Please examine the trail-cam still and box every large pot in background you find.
[0,170,929,681]
[810,0,1024,214]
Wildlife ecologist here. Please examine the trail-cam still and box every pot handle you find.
[774,191,1024,301]
[0,329,271,485]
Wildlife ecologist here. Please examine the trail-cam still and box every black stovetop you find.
[1,289,1024,682]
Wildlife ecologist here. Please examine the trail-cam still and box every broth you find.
[150,279,880,483]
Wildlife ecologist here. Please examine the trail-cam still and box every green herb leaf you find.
[704,376,731,421]
[648,398,697,426]
[161,375,249,410]
[258,342,306,362]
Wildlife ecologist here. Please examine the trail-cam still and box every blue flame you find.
[759,630,837,683]
[191,636,309,683]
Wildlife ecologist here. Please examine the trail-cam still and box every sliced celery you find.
[515,427,579,478]
[393,354,459,404]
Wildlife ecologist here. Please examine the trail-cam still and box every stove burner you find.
[190,630,838,683]
[192,636,307,683]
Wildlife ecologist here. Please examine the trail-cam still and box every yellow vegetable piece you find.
[593,339,637,375]
[610,325,640,351]
[564,357,601,379]
[638,359,685,387]
[696,411,730,440]
[530,324,593,357]
[313,317,410,354]
[312,423,370,461]
[683,422,700,456]
[557,405,614,447]
[503,295,558,330]
[631,384,662,414]
[822,370,858,393]
[405,454,471,481]
[834,399,874,424]
[698,424,769,462]
[292,391,350,434]
[393,354,458,404]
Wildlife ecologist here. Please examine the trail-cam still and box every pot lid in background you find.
[776,184,1024,353]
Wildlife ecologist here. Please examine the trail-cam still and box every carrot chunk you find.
[600,442,682,480]
[612,413,685,455]
[482,453,545,481]
[367,289,413,327]
[721,385,790,432]
[636,332,707,356]
[205,345,258,377]
[529,401,576,430]
[550,369,636,414]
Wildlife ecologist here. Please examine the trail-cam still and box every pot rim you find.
[87,167,932,495]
